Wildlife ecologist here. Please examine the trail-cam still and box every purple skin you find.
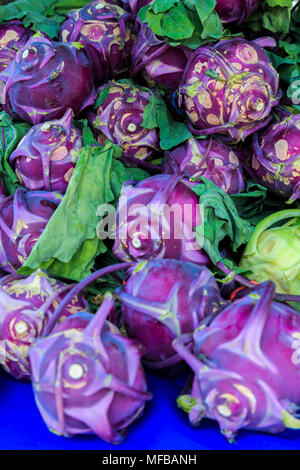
[179,37,281,144]
[163,137,245,194]
[88,81,160,162]
[29,295,152,444]
[0,269,87,380]
[120,0,152,15]
[0,21,31,82]
[113,174,210,265]
[174,282,300,441]
[3,36,95,125]
[131,21,191,91]
[0,188,61,273]
[59,1,135,83]
[252,113,300,202]
[116,259,225,370]
[51,311,94,334]
[215,0,261,24]
[9,108,82,193]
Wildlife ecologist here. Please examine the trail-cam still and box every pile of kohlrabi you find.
[0,0,300,445]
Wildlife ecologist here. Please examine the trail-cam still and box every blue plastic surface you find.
[0,368,300,450]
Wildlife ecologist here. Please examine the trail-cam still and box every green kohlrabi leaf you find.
[152,0,177,14]
[247,0,293,34]
[0,112,30,195]
[231,181,296,227]
[142,90,193,149]
[263,5,291,33]
[94,83,114,109]
[192,177,253,265]
[146,4,195,40]
[263,4,300,105]
[18,140,148,281]
[110,159,149,198]
[139,0,224,49]
[231,181,268,224]
[156,98,193,150]
[0,0,93,38]
[18,143,113,280]
[53,0,96,14]
[193,0,223,40]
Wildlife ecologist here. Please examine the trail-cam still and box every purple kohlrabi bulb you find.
[3,35,95,125]
[131,21,191,91]
[113,174,209,265]
[88,81,160,162]
[59,1,135,83]
[29,295,152,443]
[252,113,300,202]
[0,269,87,380]
[9,108,82,193]
[0,188,61,273]
[116,259,225,370]
[0,21,31,82]
[174,282,300,441]
[163,137,245,194]
[179,37,281,144]
[120,0,153,15]
[215,0,261,24]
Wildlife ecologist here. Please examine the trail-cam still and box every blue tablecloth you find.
[0,368,299,450]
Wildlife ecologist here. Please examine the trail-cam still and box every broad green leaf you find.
[266,0,292,7]
[142,91,192,149]
[156,97,193,149]
[152,0,178,14]
[140,0,224,48]
[0,112,30,195]
[263,6,291,33]
[141,92,160,129]
[146,10,166,37]
[160,3,195,40]
[0,0,93,38]
[200,10,223,40]
[18,143,118,281]
[194,0,217,20]
[82,125,98,147]
[231,182,273,226]
[110,159,149,199]
[18,140,148,281]
[94,83,115,109]
[192,178,253,264]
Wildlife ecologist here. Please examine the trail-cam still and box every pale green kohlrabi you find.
[240,210,300,304]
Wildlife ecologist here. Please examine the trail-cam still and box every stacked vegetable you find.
[0,0,300,446]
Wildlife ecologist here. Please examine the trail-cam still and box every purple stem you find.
[217,261,300,303]
[172,334,201,375]
[40,283,77,318]
[143,352,185,370]
[45,263,132,335]
[217,261,256,288]
[121,155,161,172]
